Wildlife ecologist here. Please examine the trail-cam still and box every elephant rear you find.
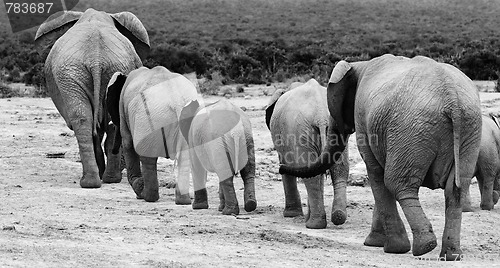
[269,79,330,166]
[122,67,199,159]
[189,99,252,179]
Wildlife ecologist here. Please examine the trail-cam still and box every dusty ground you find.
[1,89,500,268]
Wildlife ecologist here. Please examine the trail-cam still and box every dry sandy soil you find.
[1,88,500,268]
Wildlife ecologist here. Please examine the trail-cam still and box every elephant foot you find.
[305,213,327,229]
[244,200,257,212]
[222,205,239,215]
[412,231,437,256]
[439,247,462,261]
[493,191,500,205]
[480,201,494,211]
[193,189,209,209]
[80,173,102,188]
[331,209,347,225]
[218,202,224,212]
[102,171,122,183]
[175,188,191,205]
[143,187,159,202]
[284,205,303,218]
[364,231,385,247]
[384,233,411,254]
[131,177,144,199]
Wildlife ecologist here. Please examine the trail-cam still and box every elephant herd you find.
[34,8,500,261]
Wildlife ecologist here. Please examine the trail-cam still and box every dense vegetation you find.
[1,0,500,91]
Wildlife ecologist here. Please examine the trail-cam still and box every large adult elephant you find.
[280,54,482,260]
[34,9,150,188]
[265,79,348,229]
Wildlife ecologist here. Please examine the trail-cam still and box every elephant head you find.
[35,9,150,62]
[278,62,355,178]
[106,72,128,154]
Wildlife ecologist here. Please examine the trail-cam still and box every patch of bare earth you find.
[1,91,499,267]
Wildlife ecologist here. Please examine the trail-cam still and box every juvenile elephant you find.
[280,54,482,260]
[265,79,348,229]
[35,9,150,188]
[106,66,197,204]
[179,99,257,215]
[463,114,500,211]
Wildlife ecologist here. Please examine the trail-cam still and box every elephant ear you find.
[34,11,83,60]
[106,72,128,154]
[179,100,201,144]
[110,12,151,62]
[264,83,301,130]
[327,60,357,134]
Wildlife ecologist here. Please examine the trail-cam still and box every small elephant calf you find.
[465,114,500,211]
[179,99,257,215]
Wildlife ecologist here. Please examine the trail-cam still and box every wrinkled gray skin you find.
[280,54,482,260]
[35,9,150,188]
[106,66,198,204]
[265,79,348,229]
[179,99,257,215]
[463,115,500,211]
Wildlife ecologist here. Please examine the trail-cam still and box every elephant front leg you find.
[220,176,239,215]
[439,175,464,261]
[282,174,303,217]
[302,175,326,229]
[330,147,349,225]
[102,123,122,183]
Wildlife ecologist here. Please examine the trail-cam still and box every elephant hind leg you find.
[365,170,411,253]
[191,151,209,210]
[220,177,239,215]
[361,146,410,253]
[239,154,257,212]
[281,174,303,217]
[139,156,159,202]
[67,101,101,189]
[302,175,327,229]
[385,165,436,256]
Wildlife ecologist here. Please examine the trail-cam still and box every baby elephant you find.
[464,114,500,211]
[179,99,257,215]
[106,66,198,204]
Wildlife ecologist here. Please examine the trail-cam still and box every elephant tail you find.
[450,99,462,189]
[91,66,102,138]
